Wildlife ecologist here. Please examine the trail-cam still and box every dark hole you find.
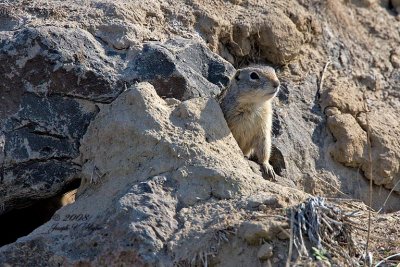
[388,0,394,10]
[248,145,286,177]
[269,145,286,176]
[250,72,260,80]
[0,179,81,248]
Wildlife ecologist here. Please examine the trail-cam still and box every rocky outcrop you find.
[320,71,400,196]
[79,82,256,204]
[0,83,304,266]
[0,27,233,216]
[1,0,400,265]
[0,25,121,214]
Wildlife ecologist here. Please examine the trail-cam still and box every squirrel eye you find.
[250,72,260,80]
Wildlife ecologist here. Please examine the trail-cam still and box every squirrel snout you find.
[273,80,280,89]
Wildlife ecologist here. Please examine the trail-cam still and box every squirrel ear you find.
[234,71,240,81]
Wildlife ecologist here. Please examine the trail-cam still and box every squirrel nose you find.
[273,80,280,89]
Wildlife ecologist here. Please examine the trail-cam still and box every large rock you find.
[0,26,124,107]
[320,73,400,195]
[0,26,234,216]
[0,25,126,214]
[357,108,400,190]
[78,82,255,205]
[1,95,97,213]
[0,83,303,266]
[193,4,309,65]
[124,38,235,100]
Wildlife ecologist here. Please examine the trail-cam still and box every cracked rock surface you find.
[0,25,232,216]
[0,83,305,266]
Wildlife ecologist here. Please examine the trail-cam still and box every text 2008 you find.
[63,214,90,221]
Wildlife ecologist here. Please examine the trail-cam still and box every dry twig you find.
[289,197,359,265]
[363,91,373,266]
[374,252,400,267]
[286,211,295,267]
[378,178,400,213]
[317,61,331,98]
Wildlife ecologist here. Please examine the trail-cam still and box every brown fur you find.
[221,66,280,179]
[59,189,77,206]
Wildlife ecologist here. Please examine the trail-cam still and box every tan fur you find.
[221,66,280,179]
[59,189,77,206]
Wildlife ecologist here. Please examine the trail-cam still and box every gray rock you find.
[0,26,124,105]
[124,38,236,100]
[0,26,238,221]
[0,25,125,214]
[1,94,98,214]
[0,82,274,266]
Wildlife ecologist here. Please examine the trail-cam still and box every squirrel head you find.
[232,66,280,104]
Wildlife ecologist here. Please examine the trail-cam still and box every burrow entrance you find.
[0,179,80,247]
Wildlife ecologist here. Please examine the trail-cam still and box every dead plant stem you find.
[317,61,331,98]
[363,92,373,267]
[286,211,294,267]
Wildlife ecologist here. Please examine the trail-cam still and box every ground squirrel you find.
[220,65,280,180]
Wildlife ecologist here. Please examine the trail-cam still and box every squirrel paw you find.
[261,163,277,181]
